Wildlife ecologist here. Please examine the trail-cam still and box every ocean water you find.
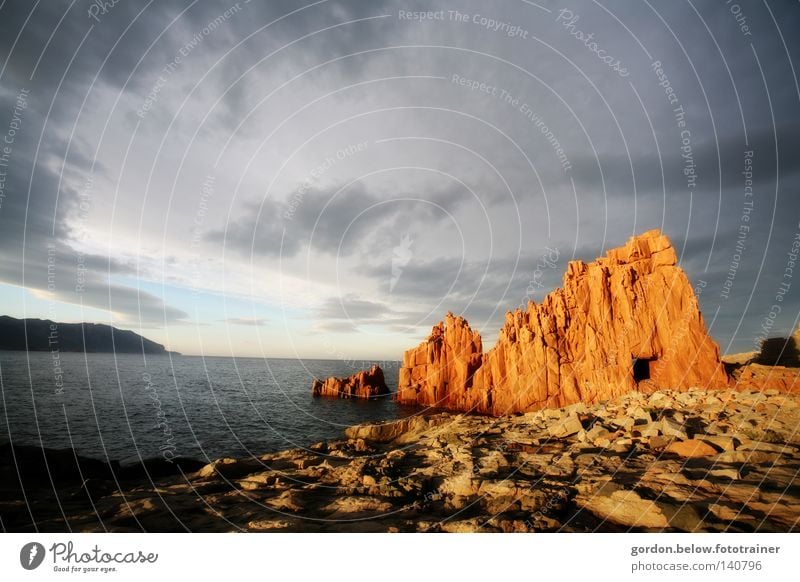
[0,352,415,464]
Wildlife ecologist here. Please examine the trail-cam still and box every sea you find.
[0,352,416,464]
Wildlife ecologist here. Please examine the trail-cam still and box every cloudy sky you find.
[0,0,798,359]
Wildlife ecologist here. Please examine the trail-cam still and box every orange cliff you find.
[396,230,730,415]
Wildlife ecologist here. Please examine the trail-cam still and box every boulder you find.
[576,482,669,528]
[344,416,430,442]
[397,230,730,415]
[312,364,390,399]
[660,417,689,439]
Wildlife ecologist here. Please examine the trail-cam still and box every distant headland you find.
[0,315,177,355]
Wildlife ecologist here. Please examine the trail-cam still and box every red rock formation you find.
[733,364,800,394]
[312,365,389,399]
[397,230,730,415]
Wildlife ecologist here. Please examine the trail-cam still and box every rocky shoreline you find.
[2,386,798,532]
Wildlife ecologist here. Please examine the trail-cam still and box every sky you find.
[0,0,798,359]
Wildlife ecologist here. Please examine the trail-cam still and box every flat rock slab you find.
[666,439,719,458]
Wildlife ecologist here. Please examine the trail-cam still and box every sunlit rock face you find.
[397,230,730,415]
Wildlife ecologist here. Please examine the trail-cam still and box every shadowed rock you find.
[753,332,800,367]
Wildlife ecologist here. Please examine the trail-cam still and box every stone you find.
[396,230,730,415]
[648,435,673,450]
[610,441,633,454]
[566,402,589,414]
[662,504,704,532]
[195,457,264,480]
[737,441,793,454]
[547,414,583,438]
[716,450,780,464]
[344,416,430,442]
[708,468,741,480]
[593,430,621,447]
[649,391,673,407]
[586,424,608,441]
[322,496,394,519]
[613,417,636,430]
[661,417,689,439]
[312,364,389,399]
[707,503,742,522]
[576,482,669,528]
[699,436,737,452]
[594,436,613,448]
[440,473,480,497]
[665,439,718,458]
[633,423,661,438]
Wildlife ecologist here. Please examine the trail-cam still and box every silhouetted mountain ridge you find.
[0,316,177,354]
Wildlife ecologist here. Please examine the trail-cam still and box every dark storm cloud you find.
[570,123,800,198]
[160,0,403,130]
[359,248,566,333]
[0,0,395,92]
[208,180,473,258]
[0,0,404,325]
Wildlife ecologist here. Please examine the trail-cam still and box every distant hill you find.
[0,316,177,355]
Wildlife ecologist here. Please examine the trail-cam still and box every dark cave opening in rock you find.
[632,357,655,383]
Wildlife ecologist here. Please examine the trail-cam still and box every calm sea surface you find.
[0,352,415,464]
